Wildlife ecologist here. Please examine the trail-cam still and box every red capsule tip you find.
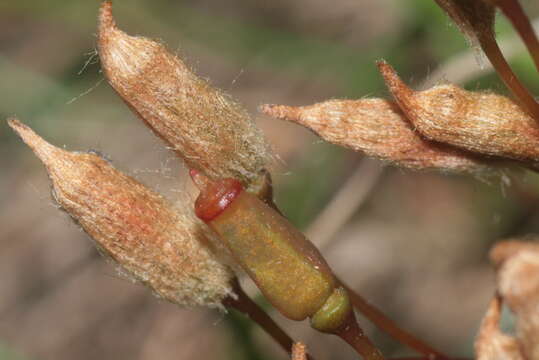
[190,170,243,222]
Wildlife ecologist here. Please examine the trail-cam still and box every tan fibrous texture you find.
[97,1,269,187]
[434,0,496,45]
[8,118,233,309]
[379,61,539,164]
[490,239,539,360]
[261,100,491,173]
[475,296,523,360]
[291,343,307,360]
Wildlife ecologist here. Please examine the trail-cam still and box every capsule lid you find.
[190,169,243,222]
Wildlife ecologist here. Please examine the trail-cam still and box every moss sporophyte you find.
[9,1,539,359]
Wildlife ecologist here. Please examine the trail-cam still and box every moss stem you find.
[340,280,448,360]
[497,0,539,73]
[224,279,315,360]
[478,33,539,121]
[333,309,385,360]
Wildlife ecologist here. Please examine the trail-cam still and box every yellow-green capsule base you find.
[310,286,352,333]
[209,191,336,321]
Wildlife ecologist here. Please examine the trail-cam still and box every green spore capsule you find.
[191,170,347,322]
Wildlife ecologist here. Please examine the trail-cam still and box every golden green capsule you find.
[191,170,341,322]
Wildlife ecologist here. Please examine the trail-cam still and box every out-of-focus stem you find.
[478,33,539,121]
[340,281,449,360]
[224,279,314,360]
[333,310,385,360]
[307,159,383,250]
[496,0,539,72]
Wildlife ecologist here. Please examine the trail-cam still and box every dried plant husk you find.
[475,295,523,360]
[378,61,539,166]
[261,100,492,174]
[8,118,233,309]
[490,239,539,360]
[97,1,270,188]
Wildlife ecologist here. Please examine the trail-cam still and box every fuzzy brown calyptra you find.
[261,100,491,173]
[291,343,308,360]
[8,119,233,309]
[490,240,539,360]
[378,61,539,165]
[97,1,270,188]
[474,296,523,360]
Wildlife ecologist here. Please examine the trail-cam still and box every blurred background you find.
[2,0,539,359]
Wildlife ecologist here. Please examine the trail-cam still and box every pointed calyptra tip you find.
[7,118,63,166]
[97,0,160,82]
[375,59,391,76]
[98,1,116,33]
[377,62,430,141]
[259,104,302,124]
[376,60,414,100]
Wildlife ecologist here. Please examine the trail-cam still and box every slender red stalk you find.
[496,0,539,72]
[477,32,539,121]
[340,281,449,360]
[332,310,385,360]
[224,279,315,360]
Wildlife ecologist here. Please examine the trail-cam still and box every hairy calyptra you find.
[378,61,539,165]
[8,119,233,309]
[475,296,523,360]
[292,343,308,360]
[490,240,539,360]
[97,1,270,188]
[261,100,491,173]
